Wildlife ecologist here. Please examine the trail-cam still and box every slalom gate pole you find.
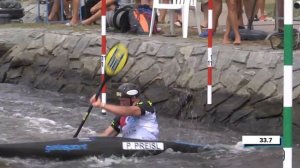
[101,0,107,115]
[207,0,213,104]
[283,1,293,168]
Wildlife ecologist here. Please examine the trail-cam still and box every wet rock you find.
[44,33,66,52]
[253,98,282,118]
[179,46,193,60]
[62,36,81,51]
[0,63,9,82]
[230,107,253,124]
[47,54,68,75]
[232,50,249,64]
[34,74,65,92]
[27,37,43,50]
[138,64,161,86]
[246,51,280,69]
[191,46,206,56]
[143,84,170,103]
[125,57,156,81]
[128,40,142,55]
[0,28,297,134]
[249,81,277,104]
[80,57,100,74]
[70,36,90,59]
[156,44,177,58]
[198,48,219,71]
[206,88,233,112]
[187,70,206,89]
[162,58,181,86]
[6,67,23,79]
[10,51,36,68]
[60,84,83,94]
[215,93,250,122]
[82,47,101,57]
[245,68,273,94]
[146,42,161,56]
[177,56,200,87]
[220,65,247,93]
[185,90,206,120]
[69,60,83,70]
[18,67,35,86]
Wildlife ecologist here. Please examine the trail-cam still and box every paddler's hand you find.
[90,95,105,108]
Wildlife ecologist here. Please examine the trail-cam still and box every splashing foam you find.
[231,141,256,153]
[84,156,140,167]
[208,141,256,154]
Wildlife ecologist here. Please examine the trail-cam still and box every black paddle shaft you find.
[73,76,111,138]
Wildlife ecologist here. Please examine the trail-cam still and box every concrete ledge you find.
[0,28,299,134]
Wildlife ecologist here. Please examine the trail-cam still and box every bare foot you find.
[68,18,80,26]
[48,14,58,21]
[222,32,232,44]
[81,19,93,26]
[222,38,231,44]
[233,40,241,45]
[233,35,241,45]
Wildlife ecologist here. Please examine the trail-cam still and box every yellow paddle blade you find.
[105,43,128,76]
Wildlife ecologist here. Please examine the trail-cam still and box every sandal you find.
[174,20,182,27]
[259,15,267,21]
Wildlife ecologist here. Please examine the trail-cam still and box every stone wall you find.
[0,28,300,134]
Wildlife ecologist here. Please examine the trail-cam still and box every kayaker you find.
[90,83,159,140]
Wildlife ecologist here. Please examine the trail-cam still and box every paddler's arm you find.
[99,126,119,137]
[101,104,141,116]
[90,95,141,116]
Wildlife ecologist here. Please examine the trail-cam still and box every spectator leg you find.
[212,0,222,32]
[243,0,258,26]
[257,0,266,21]
[237,0,244,28]
[82,9,101,25]
[48,0,60,21]
[223,0,241,45]
[200,2,208,29]
[64,0,72,19]
[69,0,80,25]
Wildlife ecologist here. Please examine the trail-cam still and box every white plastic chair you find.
[149,0,201,38]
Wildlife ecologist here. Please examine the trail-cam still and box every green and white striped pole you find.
[283,1,293,168]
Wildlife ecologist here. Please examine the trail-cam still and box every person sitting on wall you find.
[66,0,117,26]
[82,0,118,25]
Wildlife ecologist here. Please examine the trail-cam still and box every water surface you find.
[0,83,294,168]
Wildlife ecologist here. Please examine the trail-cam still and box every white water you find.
[0,83,287,168]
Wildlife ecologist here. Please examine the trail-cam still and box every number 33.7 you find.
[260,138,272,143]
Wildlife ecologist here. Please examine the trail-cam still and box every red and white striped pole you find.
[207,0,213,104]
[101,0,107,114]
